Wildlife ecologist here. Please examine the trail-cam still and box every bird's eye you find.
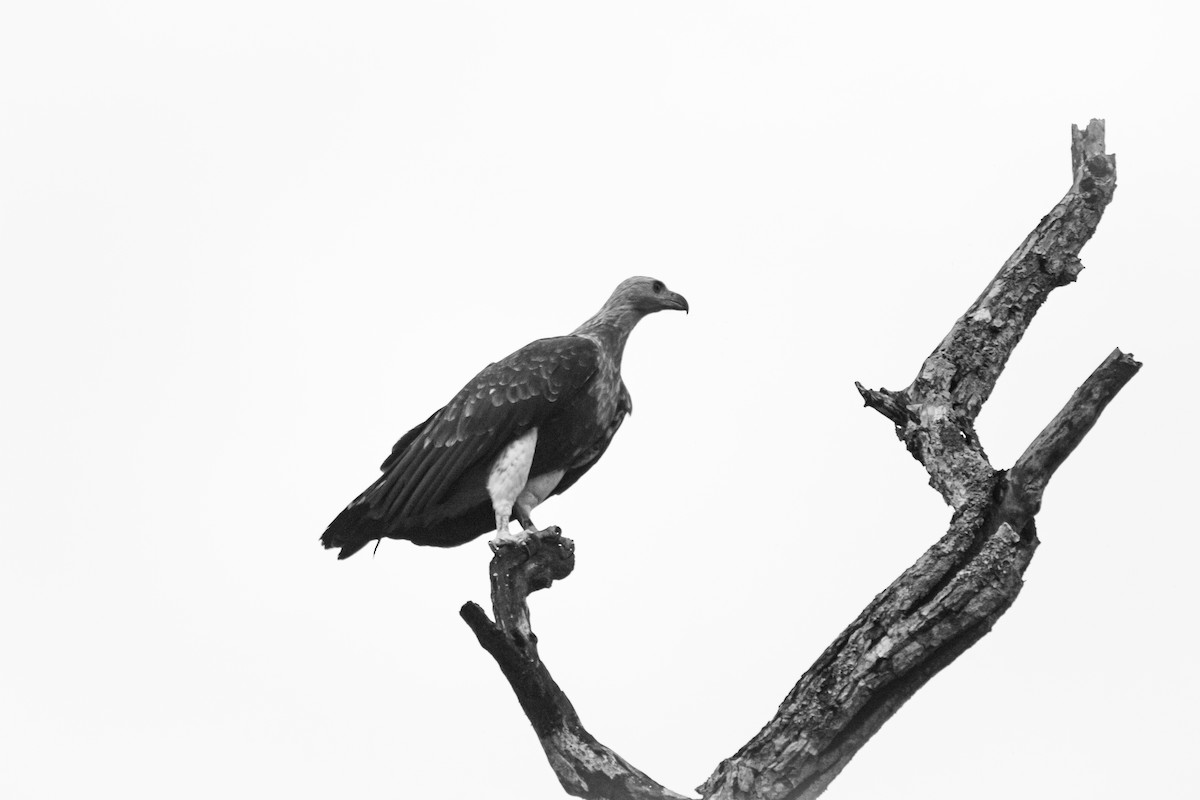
[652,281,664,294]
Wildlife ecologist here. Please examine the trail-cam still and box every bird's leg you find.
[514,502,536,532]
[489,510,533,552]
[514,499,560,545]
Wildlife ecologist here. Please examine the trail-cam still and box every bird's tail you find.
[320,502,385,560]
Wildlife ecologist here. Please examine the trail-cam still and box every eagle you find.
[321,276,688,559]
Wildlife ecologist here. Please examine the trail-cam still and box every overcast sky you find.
[3,3,1197,799]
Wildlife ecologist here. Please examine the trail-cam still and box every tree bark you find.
[461,531,690,800]
[461,120,1137,800]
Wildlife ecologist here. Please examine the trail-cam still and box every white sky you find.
[2,3,1197,799]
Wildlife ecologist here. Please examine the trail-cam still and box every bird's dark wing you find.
[379,409,440,472]
[363,336,601,520]
[552,380,632,497]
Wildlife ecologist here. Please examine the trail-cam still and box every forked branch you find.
[462,120,1137,800]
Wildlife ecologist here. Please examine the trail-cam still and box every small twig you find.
[854,381,907,426]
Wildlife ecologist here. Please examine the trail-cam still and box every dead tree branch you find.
[461,120,1137,800]
[1005,348,1141,517]
[461,531,691,800]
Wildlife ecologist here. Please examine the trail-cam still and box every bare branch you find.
[699,497,1038,800]
[461,531,692,800]
[860,119,1118,509]
[1005,348,1142,516]
[699,119,1131,800]
[908,119,1118,421]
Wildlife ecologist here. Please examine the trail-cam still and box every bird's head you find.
[608,276,689,316]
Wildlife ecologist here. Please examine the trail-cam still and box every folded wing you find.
[360,335,601,527]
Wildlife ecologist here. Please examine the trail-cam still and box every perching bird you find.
[321,276,688,559]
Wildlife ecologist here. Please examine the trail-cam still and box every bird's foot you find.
[488,528,534,554]
[488,525,562,555]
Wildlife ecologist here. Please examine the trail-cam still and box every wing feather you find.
[366,336,600,521]
[552,380,631,497]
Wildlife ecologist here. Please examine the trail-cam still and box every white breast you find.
[486,428,538,513]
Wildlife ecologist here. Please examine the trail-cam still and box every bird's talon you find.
[489,528,535,554]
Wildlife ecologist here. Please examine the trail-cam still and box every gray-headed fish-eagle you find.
[321,276,688,559]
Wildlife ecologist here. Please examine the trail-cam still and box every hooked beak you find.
[667,291,689,314]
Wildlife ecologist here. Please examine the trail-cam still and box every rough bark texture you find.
[461,120,1137,800]
[461,530,691,800]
